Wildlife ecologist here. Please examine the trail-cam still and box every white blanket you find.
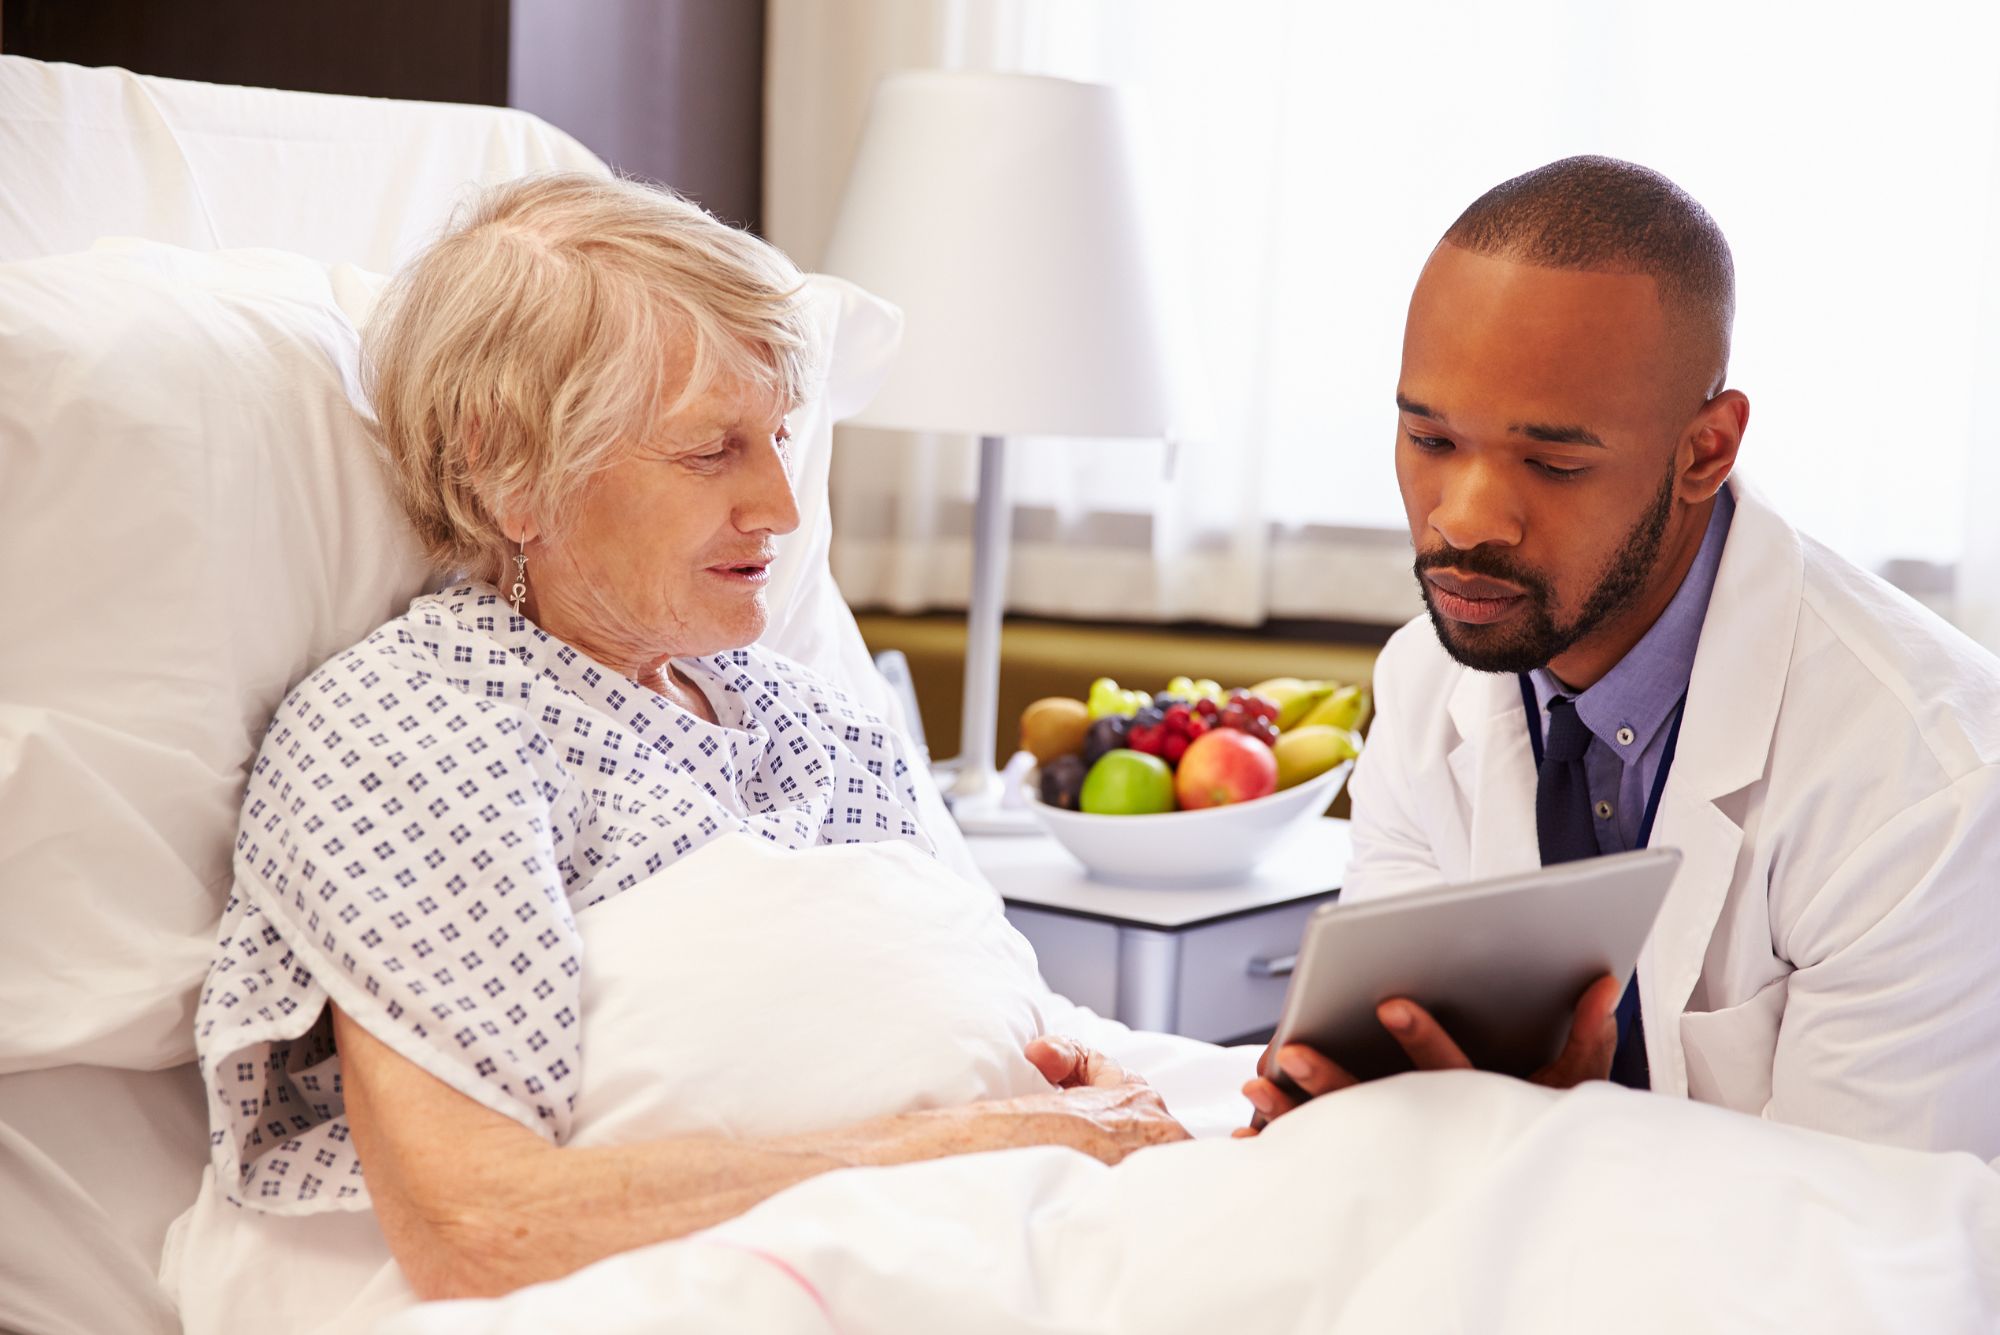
[381,1070,2000,1334]
[167,834,1218,1334]
[163,836,2000,1334]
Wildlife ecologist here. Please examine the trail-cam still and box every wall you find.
[2,0,767,234]
[1,0,509,104]
[508,0,765,231]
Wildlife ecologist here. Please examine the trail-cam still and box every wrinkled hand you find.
[1234,974,1624,1138]
[1025,1034,1133,1090]
[975,1035,1190,1165]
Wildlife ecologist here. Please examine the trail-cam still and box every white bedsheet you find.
[381,1070,2000,1335]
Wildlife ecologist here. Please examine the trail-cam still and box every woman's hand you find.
[959,1035,1191,1166]
[334,1009,1188,1302]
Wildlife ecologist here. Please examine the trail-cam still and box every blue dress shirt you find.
[1528,488,1735,854]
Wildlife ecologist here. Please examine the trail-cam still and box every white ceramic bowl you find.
[1027,759,1353,887]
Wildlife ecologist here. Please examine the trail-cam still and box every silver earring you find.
[509,538,528,615]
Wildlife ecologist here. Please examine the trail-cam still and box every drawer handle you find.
[1247,952,1297,979]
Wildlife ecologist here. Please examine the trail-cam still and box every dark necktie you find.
[1535,696,1650,1087]
[1534,697,1598,865]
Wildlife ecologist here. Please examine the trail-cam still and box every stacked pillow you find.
[0,239,907,1074]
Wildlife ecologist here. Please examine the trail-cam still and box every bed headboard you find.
[0,53,608,268]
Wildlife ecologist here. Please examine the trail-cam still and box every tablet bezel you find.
[1260,846,1682,1084]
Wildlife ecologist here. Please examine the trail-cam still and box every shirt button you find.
[1595,800,1615,820]
[1615,726,1636,746]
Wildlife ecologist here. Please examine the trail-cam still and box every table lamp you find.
[821,70,1176,834]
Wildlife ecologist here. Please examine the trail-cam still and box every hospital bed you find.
[2,54,1996,1335]
[0,57,609,1334]
[0,53,1039,1332]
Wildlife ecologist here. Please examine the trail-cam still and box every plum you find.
[1039,754,1088,810]
[1081,714,1131,767]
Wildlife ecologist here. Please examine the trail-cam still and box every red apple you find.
[1174,728,1279,810]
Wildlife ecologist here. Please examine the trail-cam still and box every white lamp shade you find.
[821,71,1173,439]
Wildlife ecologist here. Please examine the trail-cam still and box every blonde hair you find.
[363,172,814,577]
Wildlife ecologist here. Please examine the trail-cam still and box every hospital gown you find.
[194,582,937,1215]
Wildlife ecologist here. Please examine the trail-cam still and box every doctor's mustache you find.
[1411,546,1556,605]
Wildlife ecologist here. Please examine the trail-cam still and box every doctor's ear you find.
[1678,389,1749,503]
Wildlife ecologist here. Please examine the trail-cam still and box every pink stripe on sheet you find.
[703,1239,842,1333]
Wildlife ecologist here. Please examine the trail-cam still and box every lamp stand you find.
[938,434,1040,835]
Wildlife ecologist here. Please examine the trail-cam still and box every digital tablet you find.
[1260,847,1680,1085]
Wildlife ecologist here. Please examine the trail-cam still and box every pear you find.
[1273,724,1361,790]
[1297,684,1370,733]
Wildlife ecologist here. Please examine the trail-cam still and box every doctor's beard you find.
[1414,464,1676,676]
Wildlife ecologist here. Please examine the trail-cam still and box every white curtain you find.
[1959,88,2000,650]
[766,0,2000,642]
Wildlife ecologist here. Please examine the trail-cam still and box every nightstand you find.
[966,819,1351,1043]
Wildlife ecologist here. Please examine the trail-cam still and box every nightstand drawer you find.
[1173,898,1325,1044]
[1006,906,1120,1017]
[982,819,1350,1042]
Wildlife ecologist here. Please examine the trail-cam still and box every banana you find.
[1297,684,1371,733]
[1281,682,1337,731]
[1273,724,1361,789]
[1252,677,1339,731]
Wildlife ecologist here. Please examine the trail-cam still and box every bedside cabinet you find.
[967,819,1350,1043]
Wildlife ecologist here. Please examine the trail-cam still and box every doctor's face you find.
[1394,244,1722,683]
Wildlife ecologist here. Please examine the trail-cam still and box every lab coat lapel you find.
[1638,478,1800,1095]
[1445,671,1543,881]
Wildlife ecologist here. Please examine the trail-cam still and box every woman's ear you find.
[495,508,542,548]
[465,421,542,547]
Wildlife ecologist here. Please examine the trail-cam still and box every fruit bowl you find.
[1027,760,1352,887]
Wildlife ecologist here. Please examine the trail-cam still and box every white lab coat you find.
[1345,478,2000,1160]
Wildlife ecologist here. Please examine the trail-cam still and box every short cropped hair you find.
[364,172,813,577]
[1442,155,1735,386]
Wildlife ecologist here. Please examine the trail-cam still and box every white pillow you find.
[0,54,609,270]
[570,834,1051,1145]
[0,240,907,1074]
[0,242,431,1074]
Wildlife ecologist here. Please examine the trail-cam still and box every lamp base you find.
[937,750,1043,836]
[946,785,1044,836]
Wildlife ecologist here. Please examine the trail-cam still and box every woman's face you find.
[522,368,800,671]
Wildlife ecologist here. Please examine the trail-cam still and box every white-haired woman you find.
[190,174,1185,1304]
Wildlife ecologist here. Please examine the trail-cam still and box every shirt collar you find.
[1531,486,1735,757]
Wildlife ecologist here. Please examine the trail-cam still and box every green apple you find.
[1079,749,1177,815]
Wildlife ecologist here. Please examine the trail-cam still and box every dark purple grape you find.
[1081,714,1131,767]
[1039,754,1088,811]
[1130,704,1166,733]
[1152,692,1187,710]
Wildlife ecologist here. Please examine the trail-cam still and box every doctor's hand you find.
[1233,973,1624,1137]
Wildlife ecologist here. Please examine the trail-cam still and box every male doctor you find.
[1244,156,2000,1158]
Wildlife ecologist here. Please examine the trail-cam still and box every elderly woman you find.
[191,173,1185,1305]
